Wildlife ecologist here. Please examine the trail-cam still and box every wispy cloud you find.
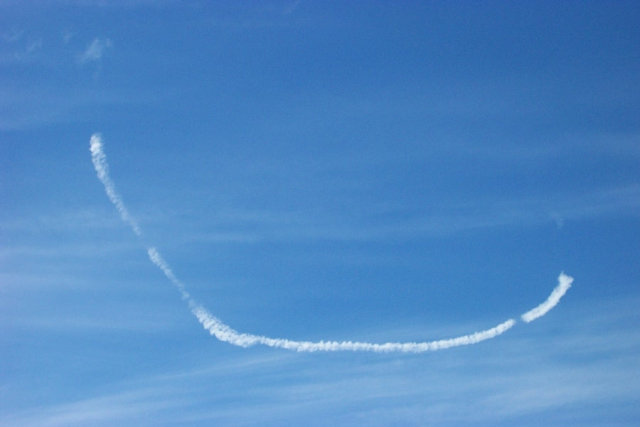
[1,387,184,427]
[2,29,24,43]
[25,39,42,54]
[62,30,73,44]
[164,183,640,246]
[78,37,112,64]
[0,31,43,63]
[6,298,637,426]
[0,84,164,130]
[1,209,125,233]
[89,133,572,353]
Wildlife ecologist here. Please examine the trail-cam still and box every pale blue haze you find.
[1,1,639,425]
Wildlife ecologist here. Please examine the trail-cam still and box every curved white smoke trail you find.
[521,273,573,323]
[90,133,571,352]
[90,134,142,237]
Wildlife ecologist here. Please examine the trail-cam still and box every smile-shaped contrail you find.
[90,133,573,352]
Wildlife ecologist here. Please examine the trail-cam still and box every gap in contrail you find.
[90,133,572,353]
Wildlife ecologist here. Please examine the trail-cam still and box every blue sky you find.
[2,1,640,425]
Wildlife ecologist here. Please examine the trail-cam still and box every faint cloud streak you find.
[79,37,112,64]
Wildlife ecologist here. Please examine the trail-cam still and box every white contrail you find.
[90,134,142,237]
[149,242,517,351]
[521,272,573,323]
[147,247,191,302]
[191,306,516,352]
[89,133,570,352]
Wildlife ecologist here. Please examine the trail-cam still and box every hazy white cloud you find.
[79,37,112,64]
[2,29,24,43]
[25,38,42,54]
[1,387,179,427]
[163,183,640,246]
[8,302,637,427]
[62,30,73,44]
[0,33,43,63]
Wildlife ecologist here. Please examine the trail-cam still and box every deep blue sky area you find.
[2,1,640,426]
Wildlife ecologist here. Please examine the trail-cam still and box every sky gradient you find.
[2,1,640,425]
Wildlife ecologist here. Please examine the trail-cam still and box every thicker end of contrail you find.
[521,272,573,323]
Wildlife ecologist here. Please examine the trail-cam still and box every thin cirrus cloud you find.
[90,133,572,353]
[78,37,112,64]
